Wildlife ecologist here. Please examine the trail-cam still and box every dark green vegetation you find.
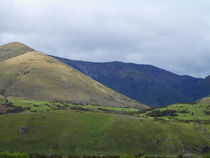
[0,42,146,109]
[0,110,209,157]
[53,56,210,107]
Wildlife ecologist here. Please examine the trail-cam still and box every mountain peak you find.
[0,42,33,51]
[0,42,34,62]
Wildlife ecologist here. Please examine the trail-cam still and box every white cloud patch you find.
[0,0,210,77]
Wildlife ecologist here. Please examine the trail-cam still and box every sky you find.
[0,0,210,78]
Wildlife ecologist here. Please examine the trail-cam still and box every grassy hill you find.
[53,56,210,107]
[0,43,146,109]
[0,110,209,157]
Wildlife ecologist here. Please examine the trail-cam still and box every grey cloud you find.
[0,0,210,78]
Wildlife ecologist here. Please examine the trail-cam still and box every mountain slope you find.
[0,45,146,109]
[53,56,210,107]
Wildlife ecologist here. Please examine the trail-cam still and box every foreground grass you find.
[2,152,210,158]
[0,152,29,158]
[0,110,209,157]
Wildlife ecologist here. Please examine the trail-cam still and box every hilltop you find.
[0,42,146,109]
[0,42,34,62]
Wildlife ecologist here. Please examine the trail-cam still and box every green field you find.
[0,109,209,157]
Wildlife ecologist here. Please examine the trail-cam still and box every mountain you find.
[53,56,210,107]
[0,42,147,109]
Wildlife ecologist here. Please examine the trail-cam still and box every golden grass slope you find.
[0,50,147,109]
[0,42,34,62]
[199,96,210,104]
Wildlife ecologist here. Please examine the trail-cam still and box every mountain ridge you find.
[0,42,147,109]
[53,56,210,107]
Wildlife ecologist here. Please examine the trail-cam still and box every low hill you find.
[199,95,210,104]
[0,43,146,109]
[53,57,210,107]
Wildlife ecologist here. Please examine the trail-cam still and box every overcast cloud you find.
[0,0,210,78]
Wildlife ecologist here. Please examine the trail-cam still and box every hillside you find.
[0,43,146,109]
[0,110,209,156]
[0,95,209,157]
[53,56,210,107]
[200,95,210,104]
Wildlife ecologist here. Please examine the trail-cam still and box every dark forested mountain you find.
[53,56,210,107]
